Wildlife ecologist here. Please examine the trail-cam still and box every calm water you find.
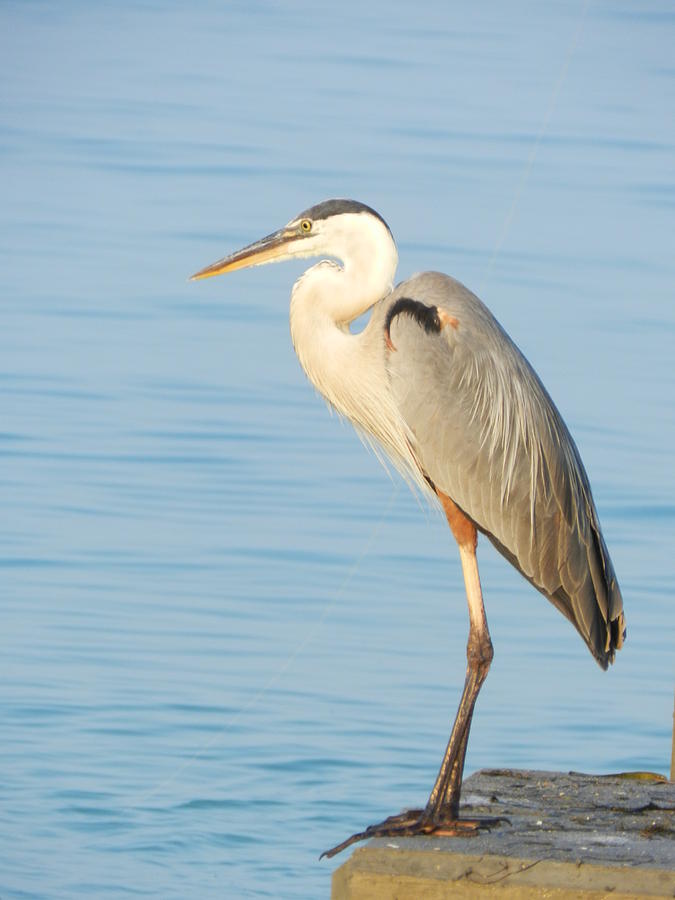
[2,2,674,897]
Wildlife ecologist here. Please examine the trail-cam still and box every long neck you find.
[288,227,422,487]
[288,222,397,411]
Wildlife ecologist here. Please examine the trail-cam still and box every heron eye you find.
[300,219,312,233]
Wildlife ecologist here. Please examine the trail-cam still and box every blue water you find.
[2,2,674,897]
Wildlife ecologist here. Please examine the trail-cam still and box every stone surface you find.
[331,768,675,898]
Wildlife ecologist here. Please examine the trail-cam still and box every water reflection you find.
[2,2,674,898]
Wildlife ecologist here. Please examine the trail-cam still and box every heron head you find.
[190,199,394,281]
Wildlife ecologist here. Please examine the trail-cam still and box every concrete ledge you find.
[331,769,675,899]
[332,847,674,898]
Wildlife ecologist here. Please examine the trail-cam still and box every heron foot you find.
[320,809,504,859]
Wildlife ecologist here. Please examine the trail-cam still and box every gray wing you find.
[378,272,625,669]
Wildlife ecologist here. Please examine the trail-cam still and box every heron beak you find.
[190,228,298,280]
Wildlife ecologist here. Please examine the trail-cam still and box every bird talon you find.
[321,812,505,858]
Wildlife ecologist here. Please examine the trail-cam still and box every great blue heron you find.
[191,199,626,858]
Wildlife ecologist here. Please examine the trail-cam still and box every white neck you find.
[288,213,423,488]
[289,212,397,406]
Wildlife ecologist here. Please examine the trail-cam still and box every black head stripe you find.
[296,199,392,237]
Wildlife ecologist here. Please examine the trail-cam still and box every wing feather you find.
[379,272,625,668]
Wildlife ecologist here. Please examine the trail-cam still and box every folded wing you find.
[380,272,625,668]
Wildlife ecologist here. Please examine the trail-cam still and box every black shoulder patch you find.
[384,297,442,349]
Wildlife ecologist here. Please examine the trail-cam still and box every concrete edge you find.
[331,847,675,899]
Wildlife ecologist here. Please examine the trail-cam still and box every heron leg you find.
[321,493,496,860]
[422,492,494,820]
